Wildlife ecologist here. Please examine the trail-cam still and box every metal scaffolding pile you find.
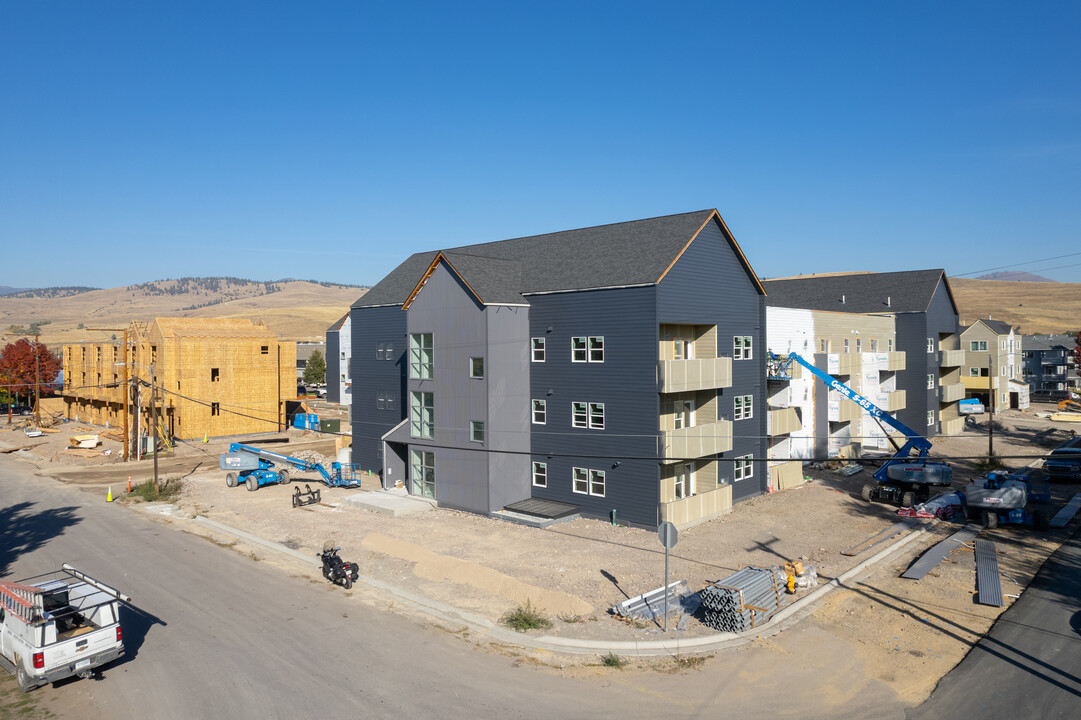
[699,567,786,633]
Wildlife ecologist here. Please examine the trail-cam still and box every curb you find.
[141,503,940,657]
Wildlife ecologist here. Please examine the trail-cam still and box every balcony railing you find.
[828,393,863,423]
[939,382,964,403]
[769,460,804,491]
[939,349,964,367]
[661,420,733,460]
[941,416,965,436]
[659,485,732,529]
[767,407,801,436]
[659,357,732,393]
[825,353,861,375]
[880,389,907,411]
[884,352,906,371]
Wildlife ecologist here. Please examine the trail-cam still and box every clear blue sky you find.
[3,1,1079,288]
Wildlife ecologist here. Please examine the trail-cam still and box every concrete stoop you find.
[340,488,434,516]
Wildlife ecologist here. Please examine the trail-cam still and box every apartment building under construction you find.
[63,317,296,442]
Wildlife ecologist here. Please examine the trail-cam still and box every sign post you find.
[657,521,678,631]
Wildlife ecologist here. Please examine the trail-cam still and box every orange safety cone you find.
[107,486,114,503]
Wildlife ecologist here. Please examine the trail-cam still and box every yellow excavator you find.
[1058,398,1081,413]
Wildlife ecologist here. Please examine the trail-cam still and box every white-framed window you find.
[734,394,753,420]
[385,342,393,358]
[590,469,605,496]
[734,336,753,360]
[532,399,546,425]
[1001,392,1008,404]
[409,333,433,379]
[1000,366,1007,376]
[927,410,935,426]
[856,339,862,353]
[843,338,849,353]
[588,402,605,429]
[589,336,604,363]
[1000,340,1006,350]
[927,338,935,353]
[572,402,587,428]
[970,340,988,352]
[734,454,753,481]
[888,339,893,352]
[531,337,546,362]
[573,467,588,494]
[927,374,935,389]
[470,357,484,378]
[870,339,878,352]
[571,336,587,362]
[673,399,694,430]
[410,391,434,438]
[674,462,694,500]
[411,449,435,498]
[674,338,692,360]
[820,339,830,353]
[969,367,980,376]
[532,461,547,488]
[470,420,485,443]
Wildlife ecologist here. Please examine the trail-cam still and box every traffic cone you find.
[107,486,114,502]
[203,432,208,443]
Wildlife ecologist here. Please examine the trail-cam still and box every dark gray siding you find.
[657,218,767,503]
[926,282,961,431]
[528,286,660,527]
[326,330,341,404]
[894,313,931,434]
[350,305,407,473]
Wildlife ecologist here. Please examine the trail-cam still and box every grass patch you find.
[600,652,627,668]
[975,455,1007,473]
[125,475,183,503]
[672,655,708,670]
[500,600,553,632]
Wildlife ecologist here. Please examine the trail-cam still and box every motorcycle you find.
[318,542,360,589]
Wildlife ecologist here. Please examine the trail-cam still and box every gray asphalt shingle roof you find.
[976,319,1014,335]
[761,269,952,314]
[354,210,720,308]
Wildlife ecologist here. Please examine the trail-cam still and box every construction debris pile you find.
[291,449,334,467]
[698,566,786,633]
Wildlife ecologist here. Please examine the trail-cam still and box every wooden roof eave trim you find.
[401,252,486,310]
[654,210,767,295]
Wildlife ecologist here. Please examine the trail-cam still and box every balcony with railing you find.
[828,393,862,423]
[884,352,906,371]
[940,382,965,402]
[660,420,733,460]
[767,407,801,436]
[880,389,907,411]
[940,349,965,367]
[659,484,732,529]
[659,357,732,393]
[941,416,965,436]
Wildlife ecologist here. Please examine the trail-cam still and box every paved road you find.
[909,525,1081,719]
[2,454,908,719]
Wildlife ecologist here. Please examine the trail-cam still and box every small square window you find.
[531,337,545,362]
[532,462,547,487]
[261,345,269,355]
[588,402,605,430]
[211,368,220,382]
[471,421,485,443]
[532,399,546,425]
[470,357,484,378]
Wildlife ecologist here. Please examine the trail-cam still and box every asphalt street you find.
[2,454,912,719]
[908,523,1081,719]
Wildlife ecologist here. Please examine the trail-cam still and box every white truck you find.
[1,564,129,693]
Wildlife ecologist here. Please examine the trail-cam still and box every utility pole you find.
[988,353,995,458]
[150,363,159,493]
[33,335,41,429]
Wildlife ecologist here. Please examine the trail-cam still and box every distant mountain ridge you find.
[975,271,1055,282]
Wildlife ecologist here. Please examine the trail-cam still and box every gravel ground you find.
[6,402,1081,698]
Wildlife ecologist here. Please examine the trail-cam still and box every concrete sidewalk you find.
[138,499,935,657]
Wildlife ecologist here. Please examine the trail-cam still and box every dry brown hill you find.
[0,279,366,349]
[951,277,1081,335]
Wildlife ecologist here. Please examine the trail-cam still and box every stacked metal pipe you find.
[698,567,785,633]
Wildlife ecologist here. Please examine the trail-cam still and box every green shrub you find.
[500,600,552,632]
[125,476,183,503]
[601,652,627,668]
[975,455,1006,473]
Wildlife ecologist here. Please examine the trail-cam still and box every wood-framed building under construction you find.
[62,317,296,444]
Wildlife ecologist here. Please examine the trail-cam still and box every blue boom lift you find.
[767,352,953,507]
[218,443,362,492]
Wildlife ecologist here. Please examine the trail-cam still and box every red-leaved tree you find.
[0,339,62,405]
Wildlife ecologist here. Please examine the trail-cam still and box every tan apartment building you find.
[961,319,1027,409]
[63,317,296,444]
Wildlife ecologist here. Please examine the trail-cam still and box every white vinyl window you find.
[573,467,588,494]
[588,402,605,430]
[927,374,935,389]
[470,421,485,443]
[531,337,546,362]
[927,338,934,353]
[571,336,587,362]
[410,391,434,438]
[870,339,878,352]
[856,339,862,353]
[927,410,935,426]
[734,394,753,420]
[590,469,606,497]
[673,399,694,430]
[532,399,546,424]
[969,367,980,376]
[843,339,849,353]
[734,455,753,481]
[734,335,753,360]
[589,336,605,363]
[572,402,587,428]
[573,467,605,496]
[674,338,692,360]
[470,357,484,378]
[970,340,988,352]
[674,462,694,500]
[532,462,547,488]
[409,333,433,379]
[888,339,893,352]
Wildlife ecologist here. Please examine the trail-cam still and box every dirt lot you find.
[4,401,1080,702]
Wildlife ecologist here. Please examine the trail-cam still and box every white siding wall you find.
[766,307,816,460]
[339,316,352,406]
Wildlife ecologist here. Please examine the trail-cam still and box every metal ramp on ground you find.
[901,524,980,580]
[503,498,580,520]
[1050,493,1081,528]
[975,539,1003,607]
[842,517,926,556]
